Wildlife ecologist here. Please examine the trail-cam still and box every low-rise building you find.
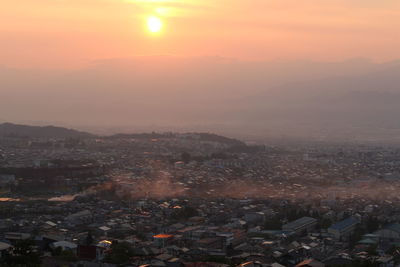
[374,223,400,242]
[282,217,317,234]
[328,217,359,240]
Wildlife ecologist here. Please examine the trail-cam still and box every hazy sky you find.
[2,0,400,142]
[1,0,400,68]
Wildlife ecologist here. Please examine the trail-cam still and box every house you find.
[99,226,111,233]
[237,261,264,267]
[195,237,223,250]
[243,212,265,224]
[323,255,353,266]
[327,217,359,240]
[77,244,107,261]
[282,217,317,234]
[4,232,31,243]
[177,226,202,240]
[166,257,184,267]
[50,241,78,252]
[295,259,325,267]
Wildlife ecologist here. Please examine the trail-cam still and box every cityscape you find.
[1,123,400,266]
[2,0,400,266]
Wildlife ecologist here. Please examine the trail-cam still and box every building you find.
[237,262,264,267]
[282,217,317,234]
[195,237,223,249]
[374,223,400,242]
[4,232,31,243]
[295,259,325,267]
[328,217,359,240]
[50,241,78,252]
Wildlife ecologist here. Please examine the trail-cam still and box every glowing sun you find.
[147,16,163,33]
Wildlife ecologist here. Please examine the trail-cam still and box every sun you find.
[147,16,163,33]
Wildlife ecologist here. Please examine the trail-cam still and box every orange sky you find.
[1,0,400,68]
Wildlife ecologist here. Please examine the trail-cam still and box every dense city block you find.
[1,127,400,266]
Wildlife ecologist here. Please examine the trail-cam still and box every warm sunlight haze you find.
[2,0,400,68]
[147,16,163,33]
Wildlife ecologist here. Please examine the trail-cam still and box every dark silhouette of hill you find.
[0,122,94,138]
[108,132,245,147]
[109,132,166,139]
[0,122,246,147]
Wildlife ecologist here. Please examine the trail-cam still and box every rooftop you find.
[329,217,358,231]
[283,217,317,230]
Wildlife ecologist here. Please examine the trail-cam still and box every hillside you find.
[0,123,94,138]
[108,132,246,147]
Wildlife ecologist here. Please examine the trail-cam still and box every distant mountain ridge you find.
[108,132,246,147]
[3,58,400,142]
[0,123,246,146]
[0,123,94,138]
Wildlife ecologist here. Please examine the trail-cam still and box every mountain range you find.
[0,122,246,147]
[0,123,93,138]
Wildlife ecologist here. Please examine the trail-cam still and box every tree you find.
[1,239,42,267]
[85,231,94,246]
[51,246,63,256]
[58,250,78,262]
[349,225,366,249]
[366,217,380,233]
[104,241,134,265]
[366,244,379,256]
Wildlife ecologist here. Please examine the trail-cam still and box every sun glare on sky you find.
[1,0,400,68]
[147,16,163,33]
